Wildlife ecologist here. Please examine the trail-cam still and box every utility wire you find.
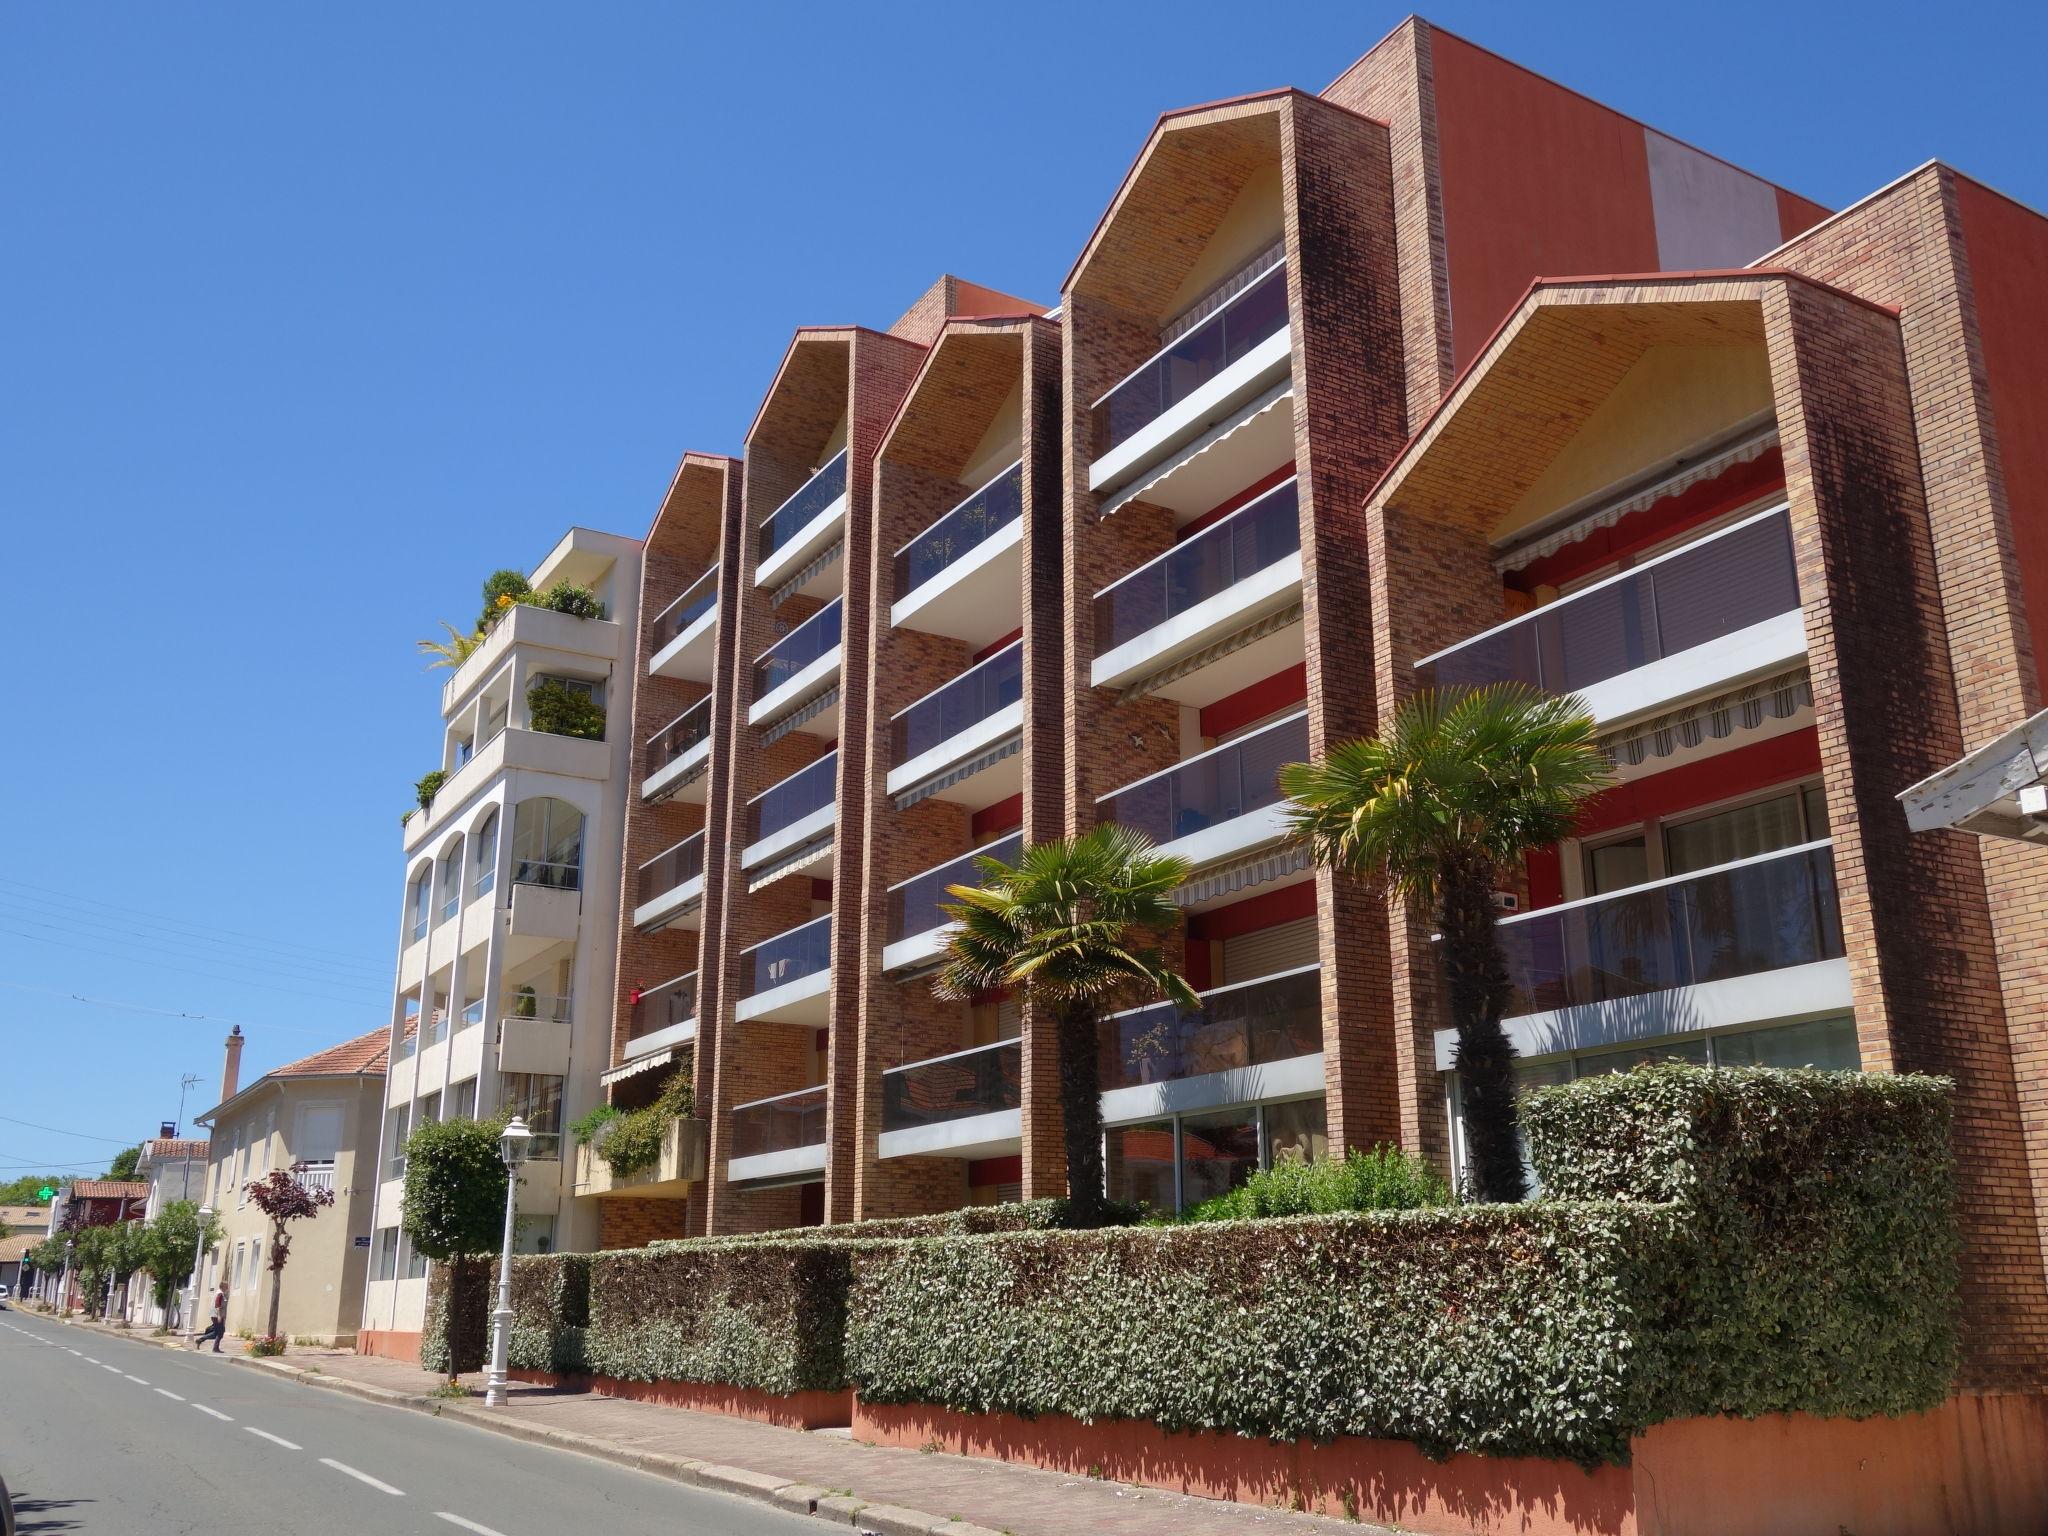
[0,879,393,975]
[0,1114,134,1145]
[0,923,384,1007]
[0,979,328,1036]
[0,898,388,992]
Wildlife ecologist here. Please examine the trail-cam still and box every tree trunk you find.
[1437,859,1529,1203]
[265,1225,284,1343]
[1056,1000,1106,1226]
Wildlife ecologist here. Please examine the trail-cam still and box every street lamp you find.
[483,1115,532,1408]
[60,1239,75,1317]
[184,1206,214,1339]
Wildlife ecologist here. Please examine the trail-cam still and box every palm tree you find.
[418,621,484,670]
[935,824,1199,1226]
[1280,684,1612,1203]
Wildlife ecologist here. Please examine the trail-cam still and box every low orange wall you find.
[509,1369,851,1431]
[853,1393,2048,1536]
[355,1329,422,1365]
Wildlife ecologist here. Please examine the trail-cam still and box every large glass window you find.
[497,1072,563,1159]
[1106,1096,1327,1215]
[438,839,463,923]
[1106,1122,1176,1213]
[1179,1108,1261,1208]
[511,798,583,890]
[448,1078,478,1120]
[407,869,430,942]
[1264,1096,1328,1167]
[473,810,499,898]
[373,1228,399,1282]
[1664,790,1806,876]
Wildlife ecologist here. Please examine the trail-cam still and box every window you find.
[401,1233,428,1280]
[418,1091,441,1126]
[1584,835,1650,896]
[439,839,464,923]
[373,1228,400,1282]
[454,734,475,768]
[535,674,602,709]
[246,1239,262,1291]
[448,1079,478,1120]
[230,1242,243,1294]
[513,1216,557,1256]
[496,1073,563,1159]
[1106,1122,1176,1214]
[384,1103,411,1179]
[1712,1014,1860,1071]
[473,810,499,898]
[1664,791,1806,876]
[408,868,431,942]
[510,798,583,890]
[295,1103,343,1167]
[1179,1108,1261,1209]
[1106,1096,1328,1215]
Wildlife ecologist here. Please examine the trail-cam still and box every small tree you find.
[401,1117,509,1382]
[245,1164,337,1347]
[141,1201,223,1321]
[106,1145,142,1181]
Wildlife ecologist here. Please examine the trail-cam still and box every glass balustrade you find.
[743,914,832,998]
[500,991,572,1025]
[1100,965,1322,1090]
[637,831,706,907]
[1419,508,1801,696]
[891,642,1023,766]
[731,1085,828,1160]
[646,696,713,773]
[886,833,1024,945]
[1095,479,1300,652]
[882,1039,1021,1133]
[1091,262,1289,456]
[1496,840,1843,1017]
[754,597,843,697]
[651,563,719,647]
[1098,711,1308,847]
[893,460,1024,598]
[758,449,849,563]
[631,972,698,1041]
[748,751,837,846]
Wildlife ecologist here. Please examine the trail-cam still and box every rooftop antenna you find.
[174,1073,201,1137]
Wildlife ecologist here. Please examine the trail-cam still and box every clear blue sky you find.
[3,1,2042,1180]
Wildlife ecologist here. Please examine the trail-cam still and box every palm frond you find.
[417,621,485,671]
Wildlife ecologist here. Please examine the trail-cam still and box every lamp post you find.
[60,1239,75,1316]
[483,1115,532,1409]
[184,1205,214,1339]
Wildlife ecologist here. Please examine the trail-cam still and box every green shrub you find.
[420,1256,491,1378]
[527,581,606,620]
[1180,1146,1450,1222]
[414,769,448,810]
[526,678,605,740]
[500,1253,590,1373]
[478,570,531,632]
[248,1334,286,1357]
[646,1197,1135,1250]
[569,1104,621,1148]
[599,1070,694,1180]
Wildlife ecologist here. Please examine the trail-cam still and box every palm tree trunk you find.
[1438,859,1529,1203]
[1056,1000,1107,1226]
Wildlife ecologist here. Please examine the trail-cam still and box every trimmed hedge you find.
[645,1197,1131,1251]
[505,1253,591,1373]
[420,1256,489,1378]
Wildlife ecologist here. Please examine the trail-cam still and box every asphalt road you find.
[0,1305,817,1536]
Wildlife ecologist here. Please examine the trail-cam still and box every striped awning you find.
[747,836,834,892]
[1100,379,1294,520]
[761,684,839,746]
[771,538,843,607]
[1496,422,1780,574]
[1602,667,1813,767]
[1119,601,1304,702]
[600,1048,676,1087]
[892,731,1023,810]
[1174,841,1311,907]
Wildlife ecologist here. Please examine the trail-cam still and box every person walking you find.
[193,1281,228,1352]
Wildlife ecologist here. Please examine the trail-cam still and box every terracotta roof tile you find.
[142,1138,211,1162]
[270,1026,391,1079]
[68,1181,149,1202]
[0,1232,41,1262]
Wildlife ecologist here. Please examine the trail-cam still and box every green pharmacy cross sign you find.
[36,1186,54,1201]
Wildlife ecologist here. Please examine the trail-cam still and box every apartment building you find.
[360,528,641,1350]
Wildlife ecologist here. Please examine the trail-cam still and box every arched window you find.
[438,838,464,923]
[473,809,500,898]
[511,798,583,891]
[407,868,431,942]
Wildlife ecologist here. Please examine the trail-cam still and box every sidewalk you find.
[238,1347,1390,1536]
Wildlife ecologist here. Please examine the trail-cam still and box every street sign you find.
[353,1236,371,1249]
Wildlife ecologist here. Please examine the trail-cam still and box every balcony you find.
[575,1116,707,1199]
[648,564,720,682]
[886,641,1023,806]
[883,832,1024,973]
[749,597,844,730]
[642,696,714,803]
[439,600,623,719]
[878,1039,1022,1161]
[1091,478,1303,698]
[1089,260,1292,497]
[741,751,837,872]
[404,727,610,855]
[1098,710,1307,871]
[1417,506,1804,728]
[498,994,573,1076]
[294,1164,337,1197]
[755,449,849,594]
[1440,840,1849,1067]
[734,914,832,1025]
[728,1085,828,1184]
[1099,964,1324,1125]
[891,460,1025,644]
[634,830,706,931]
[627,971,699,1057]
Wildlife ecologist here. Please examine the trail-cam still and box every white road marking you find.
[99,1363,122,1373]
[320,1458,404,1496]
[155,1388,186,1401]
[81,1355,98,1363]
[245,1427,303,1450]
[436,1515,508,1536]
[125,1375,149,1385]
[192,1403,233,1421]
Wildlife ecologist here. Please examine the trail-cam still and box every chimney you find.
[220,1026,243,1104]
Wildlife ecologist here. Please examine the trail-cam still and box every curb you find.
[234,1356,1000,1536]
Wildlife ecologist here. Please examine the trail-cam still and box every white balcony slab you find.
[514,1158,562,1216]
[405,728,611,854]
[509,881,580,943]
[728,1143,828,1184]
[440,603,622,718]
[755,492,849,592]
[1092,552,1303,694]
[891,517,1024,643]
[1151,799,1294,874]
[497,1015,571,1076]
[1100,1051,1324,1127]
[642,736,711,802]
[1089,326,1293,497]
[648,602,719,682]
[883,924,955,974]
[887,700,1024,798]
[749,643,843,728]
[1100,380,1296,523]
[878,1108,1022,1162]
[1576,610,1808,730]
[1433,956,1854,1072]
[623,1018,698,1059]
[735,966,832,1025]
[632,872,704,932]
[741,801,836,872]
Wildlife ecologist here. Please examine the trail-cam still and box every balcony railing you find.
[652,563,719,647]
[638,831,706,908]
[1091,260,1289,457]
[1497,840,1842,1018]
[1418,507,1801,697]
[502,991,573,1025]
[894,460,1024,599]
[883,1039,1021,1134]
[646,697,713,773]
[423,1008,448,1047]
[631,971,698,1041]
[395,1029,417,1062]
[758,448,849,563]
[743,914,832,998]
[1098,710,1308,847]
[1095,479,1300,652]
[731,1084,828,1160]
[749,751,837,845]
[294,1164,336,1196]
[1100,964,1323,1090]
[460,998,485,1032]
[754,597,843,698]
[887,832,1024,945]
[891,641,1022,767]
